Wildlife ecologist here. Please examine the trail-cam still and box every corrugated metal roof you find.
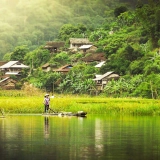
[0,61,29,69]
[0,61,18,69]
[42,63,50,68]
[0,77,10,83]
[5,72,20,75]
[11,64,29,68]
[95,61,105,68]
[93,71,114,81]
[79,45,93,49]
[58,64,73,70]
[53,64,73,72]
[95,75,102,78]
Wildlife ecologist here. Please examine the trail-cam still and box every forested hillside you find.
[1,0,160,98]
[0,0,123,59]
[0,0,150,59]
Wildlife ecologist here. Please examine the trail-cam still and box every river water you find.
[0,114,160,160]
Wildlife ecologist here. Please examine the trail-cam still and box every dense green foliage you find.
[1,0,160,98]
[57,64,97,94]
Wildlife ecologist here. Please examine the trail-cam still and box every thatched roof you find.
[42,63,50,68]
[81,53,106,62]
[44,41,65,48]
[70,38,92,44]
[0,61,7,67]
[0,77,16,90]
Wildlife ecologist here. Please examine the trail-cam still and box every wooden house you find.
[79,45,97,53]
[53,64,73,74]
[81,53,106,63]
[69,38,92,51]
[42,63,51,72]
[0,61,29,76]
[93,71,120,91]
[0,77,16,90]
[42,63,58,72]
[44,41,65,53]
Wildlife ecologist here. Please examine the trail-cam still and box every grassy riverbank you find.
[0,90,160,115]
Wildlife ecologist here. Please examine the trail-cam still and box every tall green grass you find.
[0,94,160,115]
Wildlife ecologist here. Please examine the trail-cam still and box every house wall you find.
[0,79,16,90]
[2,83,16,90]
[70,43,82,50]
[42,67,51,72]
[9,68,21,72]
[95,74,120,91]
[89,46,97,52]
[1,67,24,74]
[82,47,97,53]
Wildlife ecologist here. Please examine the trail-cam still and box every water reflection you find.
[44,116,49,139]
[95,119,104,153]
[0,115,160,160]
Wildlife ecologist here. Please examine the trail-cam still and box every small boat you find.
[42,111,87,117]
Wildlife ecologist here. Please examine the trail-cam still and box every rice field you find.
[0,90,160,115]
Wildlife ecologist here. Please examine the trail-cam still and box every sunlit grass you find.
[0,91,160,115]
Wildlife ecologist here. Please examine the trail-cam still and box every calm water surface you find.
[0,114,160,160]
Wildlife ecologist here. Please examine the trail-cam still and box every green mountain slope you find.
[0,0,144,59]
[1,0,160,98]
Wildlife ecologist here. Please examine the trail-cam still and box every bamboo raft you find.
[42,111,87,117]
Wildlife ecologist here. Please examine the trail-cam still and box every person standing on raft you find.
[43,94,50,113]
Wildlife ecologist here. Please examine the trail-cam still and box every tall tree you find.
[10,45,29,62]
